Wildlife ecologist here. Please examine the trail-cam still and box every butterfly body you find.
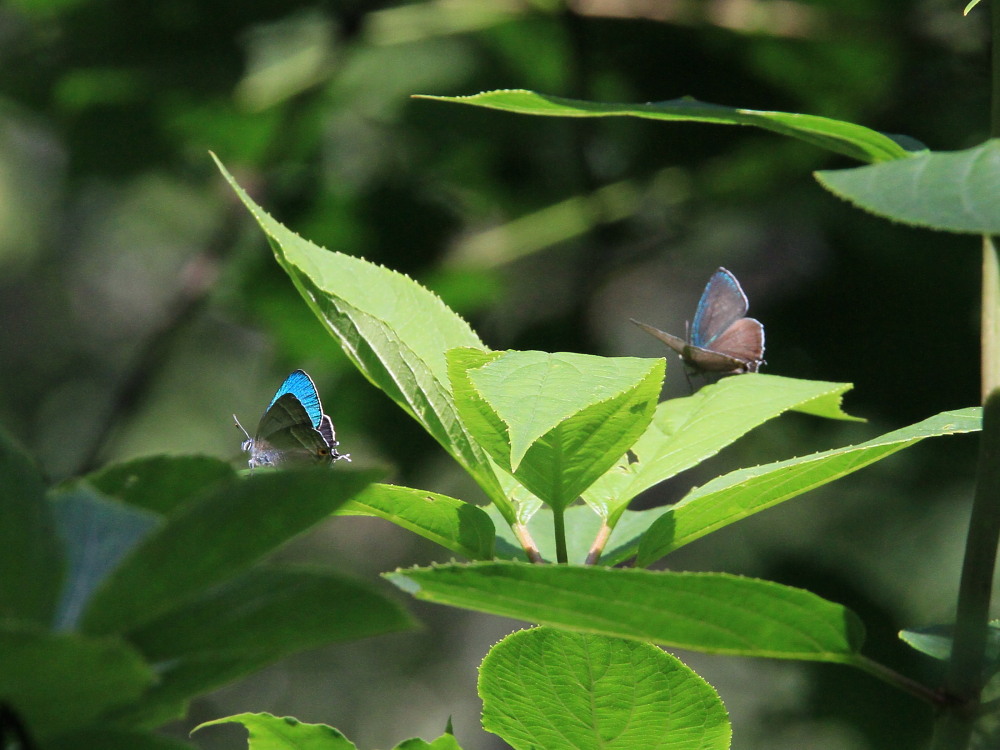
[632,267,764,375]
[235,370,350,469]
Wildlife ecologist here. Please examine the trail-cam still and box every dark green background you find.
[0,1,985,748]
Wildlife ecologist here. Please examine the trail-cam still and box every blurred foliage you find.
[0,0,988,748]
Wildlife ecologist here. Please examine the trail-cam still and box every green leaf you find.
[80,468,382,636]
[899,622,1000,677]
[194,712,357,750]
[0,624,154,740]
[45,728,198,750]
[81,455,236,515]
[394,735,462,750]
[480,628,730,750]
[128,565,414,661]
[416,89,917,163]
[213,155,510,520]
[815,140,1000,234]
[50,485,162,630]
[636,407,981,566]
[388,562,865,662]
[584,374,857,523]
[0,427,63,625]
[337,483,495,560]
[450,348,663,510]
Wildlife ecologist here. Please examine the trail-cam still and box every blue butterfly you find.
[631,267,765,375]
[234,370,350,469]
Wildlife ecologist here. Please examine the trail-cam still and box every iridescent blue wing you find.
[690,268,749,349]
[267,369,323,429]
[248,393,332,467]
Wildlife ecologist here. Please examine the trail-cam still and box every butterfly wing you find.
[267,370,324,429]
[249,393,332,466]
[690,268,750,349]
[707,317,765,372]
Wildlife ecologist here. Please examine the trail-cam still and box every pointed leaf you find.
[0,427,63,625]
[417,89,917,162]
[451,349,663,509]
[82,455,236,515]
[636,407,981,566]
[80,468,382,636]
[213,155,509,519]
[50,486,162,630]
[0,624,154,740]
[584,374,857,523]
[388,562,865,662]
[129,565,414,661]
[899,622,1000,678]
[337,483,495,560]
[394,735,463,750]
[480,628,730,750]
[194,712,357,750]
[815,140,1000,234]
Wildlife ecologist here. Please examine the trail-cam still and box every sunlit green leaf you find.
[338,483,495,560]
[480,628,730,750]
[636,407,981,566]
[213,155,511,520]
[584,374,857,523]
[417,89,917,162]
[815,140,1000,234]
[388,562,865,662]
[194,712,357,749]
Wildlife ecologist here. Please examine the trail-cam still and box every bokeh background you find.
[0,1,989,748]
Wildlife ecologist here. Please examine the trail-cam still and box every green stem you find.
[852,655,950,707]
[553,507,568,564]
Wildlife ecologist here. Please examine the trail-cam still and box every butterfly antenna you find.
[233,414,251,442]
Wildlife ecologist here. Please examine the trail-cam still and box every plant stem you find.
[585,521,613,565]
[553,507,568,564]
[852,655,950,707]
[512,522,544,564]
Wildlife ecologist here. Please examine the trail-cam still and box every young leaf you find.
[0,624,154,740]
[636,407,982,566]
[337,483,496,560]
[81,455,236,515]
[80,468,382,636]
[0,427,63,625]
[388,562,865,662]
[50,486,162,631]
[899,622,1000,677]
[394,735,463,750]
[815,140,1000,234]
[416,89,918,163]
[584,374,857,523]
[194,712,357,749]
[450,348,663,510]
[212,155,510,519]
[480,628,730,750]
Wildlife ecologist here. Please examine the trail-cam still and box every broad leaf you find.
[80,468,382,636]
[50,486,162,630]
[128,565,413,661]
[0,427,63,625]
[636,407,981,566]
[0,624,153,740]
[816,140,1000,234]
[450,348,662,510]
[394,735,463,750]
[584,374,857,524]
[480,628,730,750]
[194,712,357,750]
[82,455,236,515]
[417,89,917,163]
[388,562,865,662]
[338,483,495,560]
[213,155,510,520]
[45,729,198,750]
